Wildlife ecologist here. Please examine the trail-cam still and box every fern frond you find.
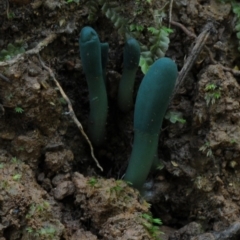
[86,0,100,22]
[85,1,172,74]
[101,2,129,35]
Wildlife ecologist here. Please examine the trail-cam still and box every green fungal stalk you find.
[100,42,109,84]
[118,38,140,112]
[124,57,178,191]
[79,26,108,146]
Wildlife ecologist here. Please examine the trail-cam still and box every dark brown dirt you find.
[1,0,240,239]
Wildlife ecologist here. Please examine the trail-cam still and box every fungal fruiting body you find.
[118,38,140,112]
[124,57,178,191]
[79,26,108,146]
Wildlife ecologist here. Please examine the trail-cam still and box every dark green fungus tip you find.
[118,38,140,112]
[79,26,108,146]
[79,27,102,78]
[80,27,99,43]
[124,57,178,191]
[101,42,109,84]
[123,38,141,69]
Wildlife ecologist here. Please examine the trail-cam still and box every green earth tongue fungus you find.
[79,26,108,146]
[100,42,109,84]
[124,57,178,191]
[118,38,140,112]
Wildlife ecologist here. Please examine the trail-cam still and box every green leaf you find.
[165,111,186,124]
[15,107,24,113]
[13,174,21,181]
[162,26,173,34]
[147,27,159,34]
[152,218,162,225]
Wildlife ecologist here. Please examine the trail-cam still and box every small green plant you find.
[14,106,24,113]
[12,173,22,181]
[37,226,56,239]
[6,93,13,101]
[18,146,25,151]
[230,139,237,144]
[1,180,8,189]
[204,83,221,106]
[165,111,186,124]
[205,83,217,91]
[11,156,20,163]
[26,204,36,219]
[125,181,133,186]
[140,23,173,74]
[156,160,164,170]
[26,227,34,234]
[87,177,98,187]
[141,213,163,239]
[110,180,124,194]
[0,43,25,61]
[97,2,172,74]
[129,24,144,32]
[59,97,67,105]
[0,163,4,169]
[199,141,213,158]
[7,11,15,19]
[65,0,79,3]
[36,201,50,212]
[26,202,50,220]
[26,225,56,239]
[26,227,40,238]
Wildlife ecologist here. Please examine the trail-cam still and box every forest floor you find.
[1,0,240,239]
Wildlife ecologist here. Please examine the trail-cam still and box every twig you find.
[5,0,9,18]
[37,54,103,172]
[0,73,11,83]
[27,34,57,55]
[170,20,196,39]
[171,23,213,103]
[222,66,240,77]
[171,20,240,76]
[168,0,174,28]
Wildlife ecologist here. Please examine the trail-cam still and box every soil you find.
[1,0,240,239]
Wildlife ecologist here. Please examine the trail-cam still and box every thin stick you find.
[168,0,174,28]
[27,34,57,54]
[170,20,196,39]
[171,23,213,101]
[37,54,103,172]
[0,73,11,83]
[170,21,240,84]
[5,0,9,18]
